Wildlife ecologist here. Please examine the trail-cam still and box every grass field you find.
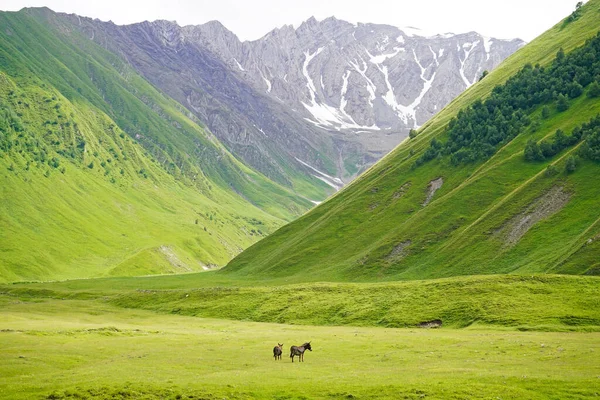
[1,274,599,399]
[1,290,599,400]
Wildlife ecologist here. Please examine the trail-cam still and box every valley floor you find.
[1,283,599,400]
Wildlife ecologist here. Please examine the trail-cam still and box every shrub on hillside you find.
[588,81,600,98]
[556,94,569,111]
[524,139,544,161]
[565,155,578,173]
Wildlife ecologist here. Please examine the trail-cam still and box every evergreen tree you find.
[583,128,600,161]
[541,106,551,119]
[588,81,600,98]
[540,140,555,158]
[568,82,584,98]
[556,94,569,112]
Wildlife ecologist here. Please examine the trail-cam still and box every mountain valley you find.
[1,2,599,398]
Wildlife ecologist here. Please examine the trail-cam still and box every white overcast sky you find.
[0,0,583,42]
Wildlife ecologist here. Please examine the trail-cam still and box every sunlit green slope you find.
[0,10,313,283]
[223,0,600,281]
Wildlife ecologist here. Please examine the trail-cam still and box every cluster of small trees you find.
[525,114,600,161]
[525,114,600,175]
[524,128,578,162]
[579,117,600,161]
[414,30,600,168]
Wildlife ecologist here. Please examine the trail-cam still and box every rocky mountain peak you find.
[192,19,239,41]
[141,19,185,48]
[62,11,525,194]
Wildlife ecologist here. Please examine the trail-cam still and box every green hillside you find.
[0,9,312,283]
[223,0,600,281]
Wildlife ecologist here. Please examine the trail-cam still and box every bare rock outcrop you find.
[497,186,571,247]
[423,177,444,206]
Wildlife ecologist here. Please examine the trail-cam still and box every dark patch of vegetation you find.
[565,155,578,173]
[588,81,600,98]
[415,31,600,167]
[579,118,600,161]
[523,114,600,162]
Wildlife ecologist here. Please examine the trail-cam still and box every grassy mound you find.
[4,274,599,331]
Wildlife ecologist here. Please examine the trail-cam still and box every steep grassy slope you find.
[0,10,313,282]
[223,1,600,281]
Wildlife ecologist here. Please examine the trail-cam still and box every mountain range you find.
[63,12,523,190]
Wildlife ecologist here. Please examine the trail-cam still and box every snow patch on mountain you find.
[302,48,379,131]
[295,157,343,190]
[234,58,245,71]
[368,47,404,64]
[459,40,480,87]
[483,36,493,61]
[377,63,409,125]
[349,57,377,107]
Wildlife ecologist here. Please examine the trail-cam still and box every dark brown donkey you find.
[273,343,283,360]
[290,342,312,362]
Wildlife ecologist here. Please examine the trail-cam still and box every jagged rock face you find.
[60,13,523,193]
[214,17,523,132]
[63,16,342,191]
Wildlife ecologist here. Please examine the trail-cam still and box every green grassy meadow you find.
[1,285,599,400]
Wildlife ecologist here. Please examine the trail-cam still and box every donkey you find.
[290,342,312,363]
[273,343,283,360]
